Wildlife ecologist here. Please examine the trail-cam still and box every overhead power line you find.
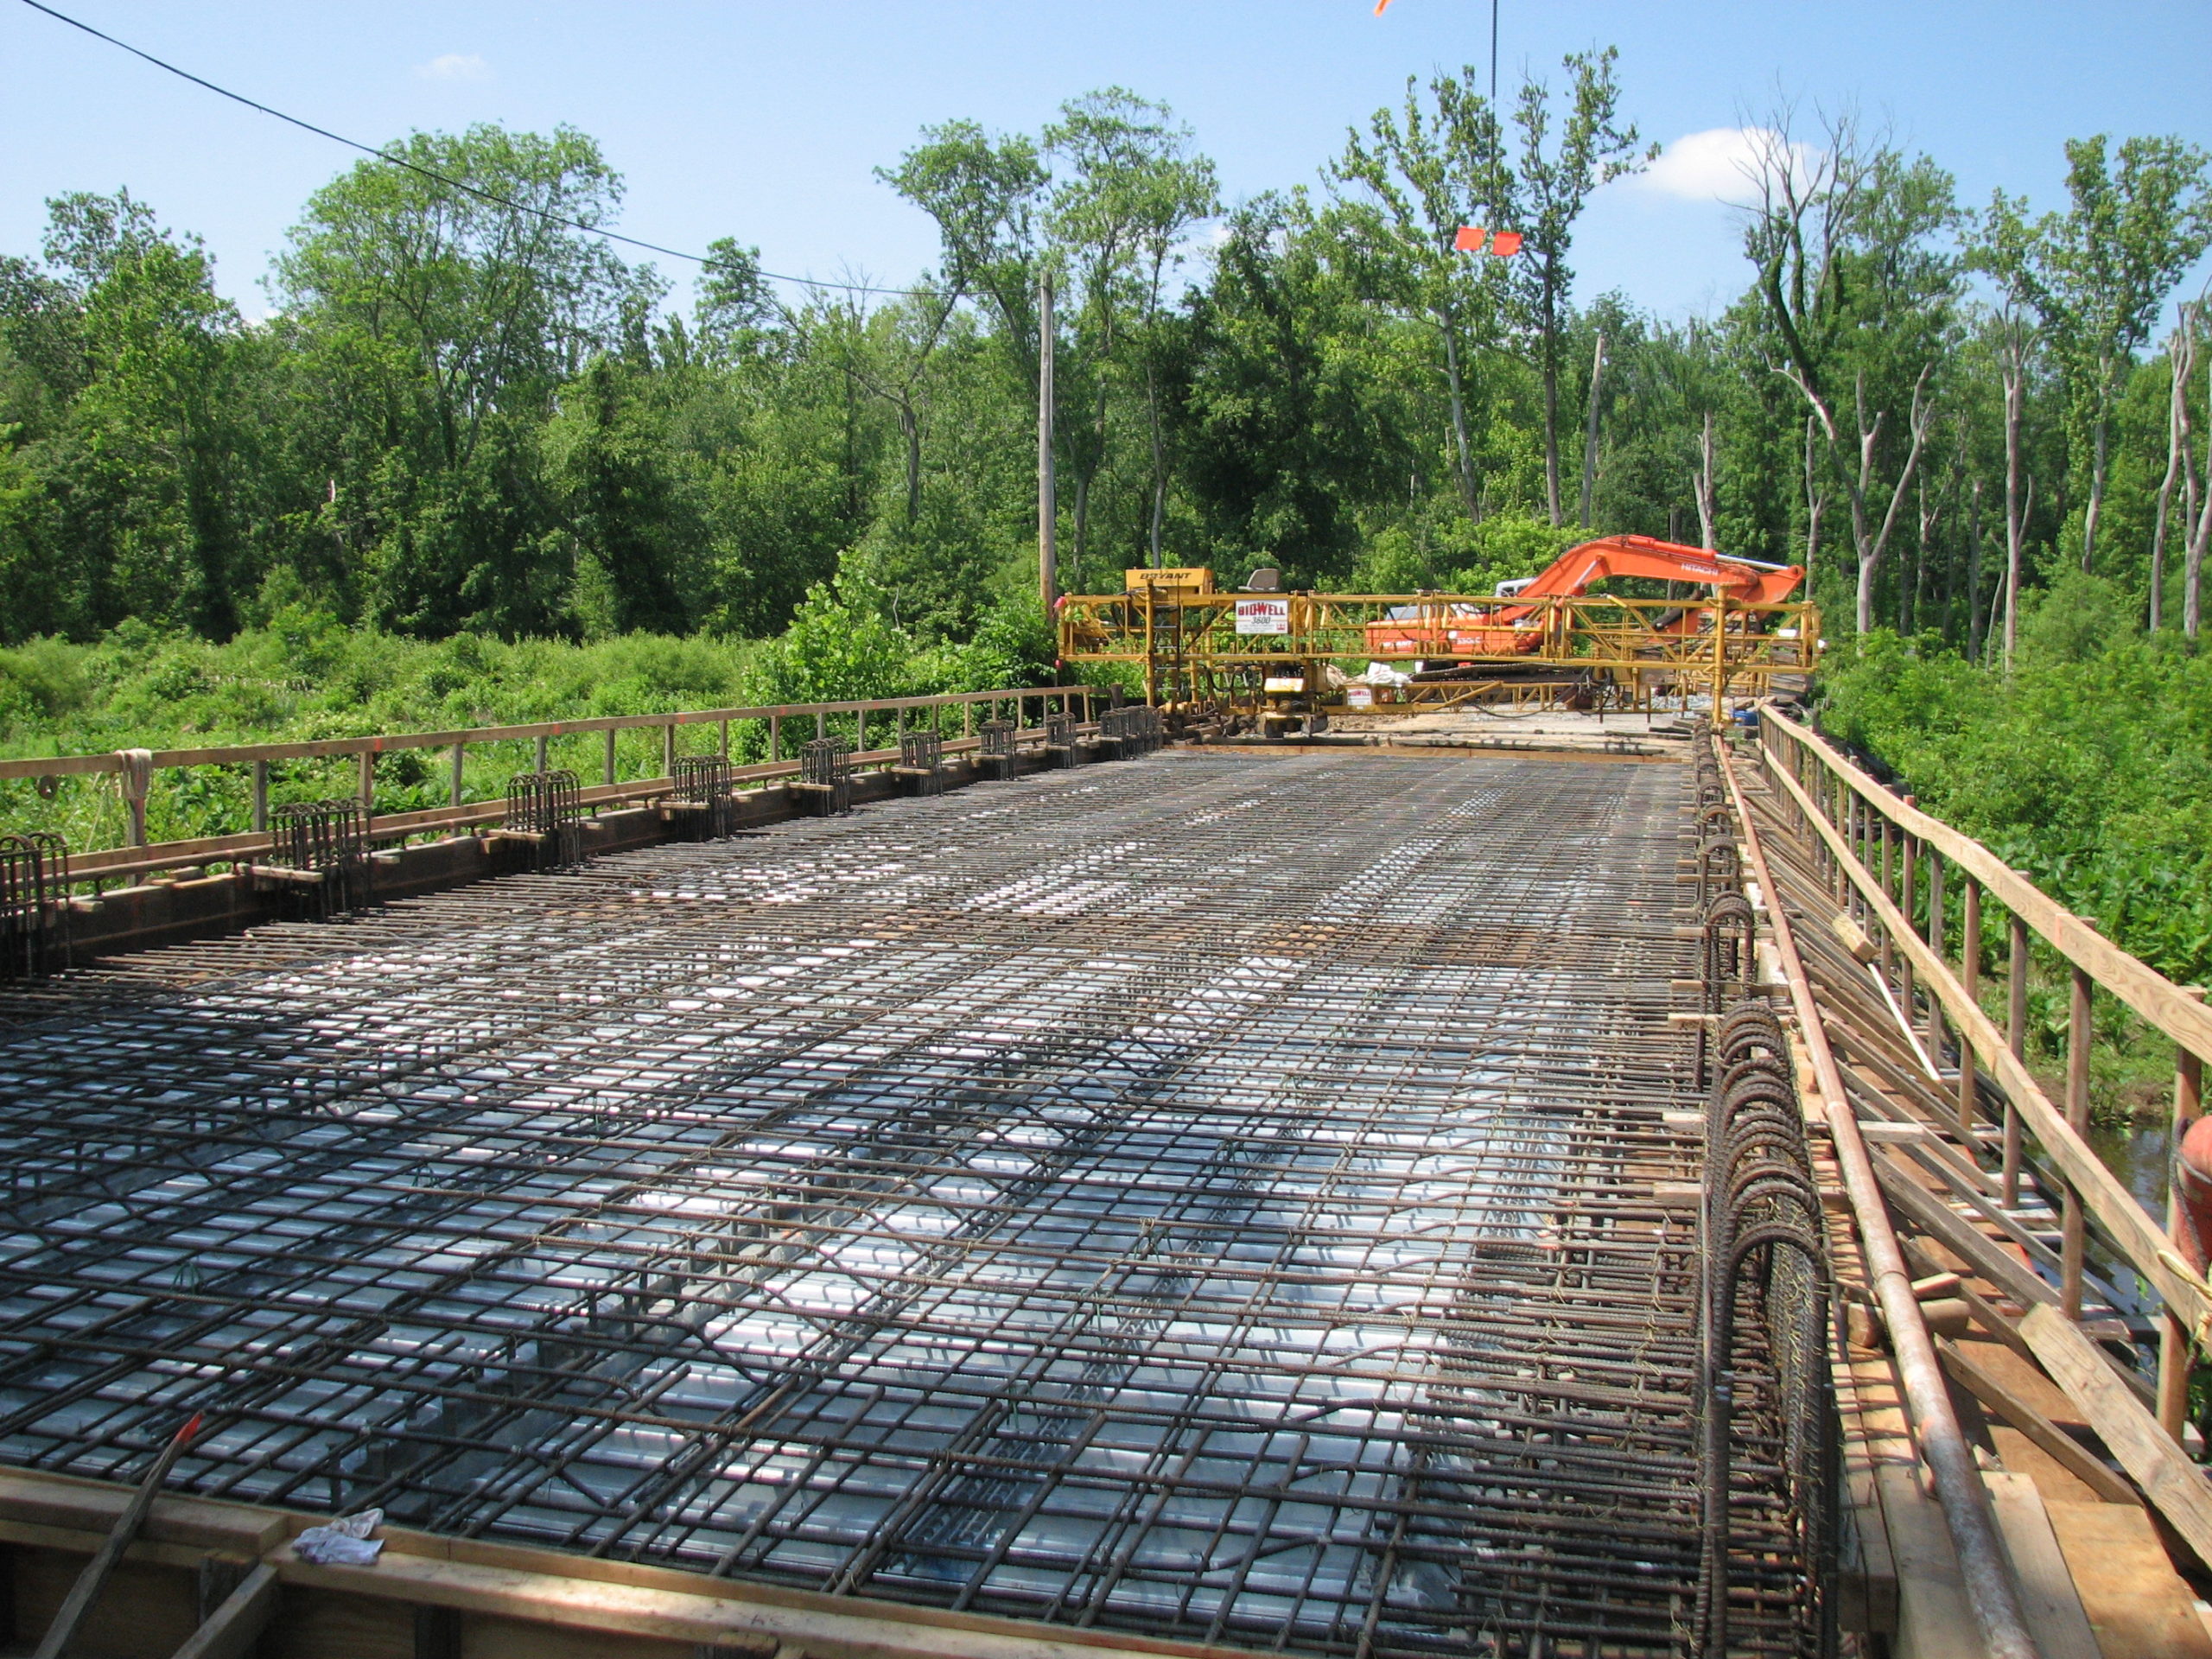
[15,0,934,299]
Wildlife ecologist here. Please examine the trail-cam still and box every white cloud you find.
[414,53,490,82]
[1631,127,1819,206]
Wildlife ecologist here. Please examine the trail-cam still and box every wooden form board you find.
[2043,1498,2212,1659]
[2023,1305,2212,1573]
[0,1465,1255,1659]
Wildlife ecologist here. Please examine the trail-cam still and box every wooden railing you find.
[0,686,1108,889]
[1758,704,2212,1436]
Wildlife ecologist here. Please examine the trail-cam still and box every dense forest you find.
[4,58,2212,1001]
[4,61,2203,660]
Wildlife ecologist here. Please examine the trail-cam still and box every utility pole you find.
[1038,271,1057,616]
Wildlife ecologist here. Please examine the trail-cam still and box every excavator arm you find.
[1363,534,1803,658]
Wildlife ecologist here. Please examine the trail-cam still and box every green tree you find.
[1987,137,2211,575]
[275,124,660,634]
[1331,69,1515,526]
[1044,89,1217,570]
[1505,49,1649,527]
[0,191,251,640]
[1745,111,1961,632]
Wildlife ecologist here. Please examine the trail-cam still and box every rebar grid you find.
[0,752,1713,1656]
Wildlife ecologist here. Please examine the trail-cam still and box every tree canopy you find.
[1,67,2206,671]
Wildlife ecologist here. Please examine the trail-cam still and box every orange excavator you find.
[1363,533,1805,661]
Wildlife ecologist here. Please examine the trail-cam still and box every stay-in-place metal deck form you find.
[0,751,1710,1656]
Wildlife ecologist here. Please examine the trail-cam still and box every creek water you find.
[2088,1119,2173,1325]
[2093,1118,2171,1216]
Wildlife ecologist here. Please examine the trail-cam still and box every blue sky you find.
[3,1,2209,323]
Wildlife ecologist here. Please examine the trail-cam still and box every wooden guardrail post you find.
[1960,875,1982,1139]
[2005,912,2029,1206]
[2165,984,2207,1438]
[451,742,466,808]
[2062,965,2093,1317]
[603,728,617,786]
[251,760,269,834]
[663,721,676,779]
[1899,822,1917,1019]
[358,751,375,819]
[1924,848,1945,1062]
[535,734,549,775]
[1880,819,1897,979]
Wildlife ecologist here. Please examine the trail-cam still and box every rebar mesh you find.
[0,834,68,981]
[268,798,371,917]
[0,751,1722,1656]
[895,731,944,798]
[671,757,740,841]
[978,720,1017,781]
[797,738,852,816]
[504,769,585,868]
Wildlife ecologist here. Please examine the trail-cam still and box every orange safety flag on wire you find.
[1490,230,1523,257]
[1373,0,1393,13]
[1452,226,1487,252]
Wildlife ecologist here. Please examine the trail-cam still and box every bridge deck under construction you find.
[0,750,1713,1656]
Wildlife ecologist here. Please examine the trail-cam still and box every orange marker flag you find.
[1452,226,1487,252]
[1490,230,1523,257]
[1374,0,1393,13]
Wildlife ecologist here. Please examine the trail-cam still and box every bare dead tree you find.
[1691,409,1718,550]
[1998,311,2031,664]
[2152,303,2200,632]
[1578,328,1606,527]
[1802,413,1827,589]
[2188,328,2212,639]
[1967,477,1986,661]
[1779,360,1936,632]
[1746,111,1944,633]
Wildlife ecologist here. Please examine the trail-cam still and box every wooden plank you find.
[2022,1304,2212,1572]
[1937,1339,2139,1505]
[273,1542,1251,1659]
[2044,1497,2212,1659]
[1980,1472,2101,1659]
[1767,710,2212,1066]
[0,1470,285,1556]
[172,1560,278,1659]
[1873,1155,2054,1313]
[1872,1465,1981,1659]
[10,1548,201,1659]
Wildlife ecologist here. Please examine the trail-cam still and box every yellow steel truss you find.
[1057,588,1823,711]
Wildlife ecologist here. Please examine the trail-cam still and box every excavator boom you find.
[1364,534,1802,659]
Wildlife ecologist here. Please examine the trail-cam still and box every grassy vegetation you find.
[1816,572,2212,1117]
[0,584,1058,851]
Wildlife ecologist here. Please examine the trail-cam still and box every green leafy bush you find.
[1818,579,2212,1111]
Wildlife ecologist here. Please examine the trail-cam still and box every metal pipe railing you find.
[1713,731,2043,1659]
